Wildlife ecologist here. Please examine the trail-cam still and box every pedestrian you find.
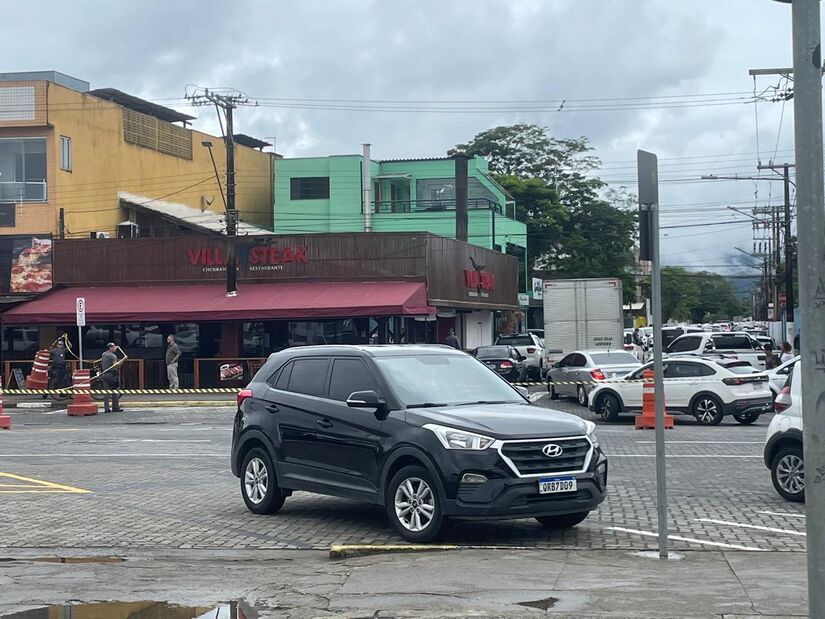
[780,341,794,364]
[166,334,181,388]
[444,328,461,350]
[48,339,69,391]
[763,343,780,370]
[100,342,123,413]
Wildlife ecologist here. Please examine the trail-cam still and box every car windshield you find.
[476,346,510,359]
[375,354,523,408]
[590,352,640,365]
[497,335,533,347]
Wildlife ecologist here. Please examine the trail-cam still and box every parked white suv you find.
[665,332,766,369]
[495,333,544,379]
[588,357,772,425]
[765,365,804,502]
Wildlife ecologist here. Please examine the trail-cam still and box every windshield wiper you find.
[406,402,449,409]
[454,400,514,406]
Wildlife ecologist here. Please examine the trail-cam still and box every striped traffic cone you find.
[635,369,674,430]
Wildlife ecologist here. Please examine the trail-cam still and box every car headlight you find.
[584,420,600,449]
[423,424,495,450]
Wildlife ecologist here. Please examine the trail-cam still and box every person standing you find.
[48,340,69,390]
[763,343,780,370]
[444,328,461,350]
[166,335,181,388]
[780,341,795,364]
[100,342,123,413]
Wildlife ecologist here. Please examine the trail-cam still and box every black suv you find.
[231,345,607,542]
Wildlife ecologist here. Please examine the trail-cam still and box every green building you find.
[273,154,528,292]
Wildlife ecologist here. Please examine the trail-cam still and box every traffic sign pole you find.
[76,298,86,370]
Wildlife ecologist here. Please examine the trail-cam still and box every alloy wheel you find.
[776,454,805,495]
[244,457,269,505]
[394,477,435,532]
[696,399,719,424]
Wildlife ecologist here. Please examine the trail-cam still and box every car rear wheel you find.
[536,511,589,529]
[733,412,760,425]
[386,465,444,543]
[548,380,559,400]
[241,448,285,514]
[597,393,620,422]
[577,385,589,407]
[693,396,724,426]
[771,446,805,502]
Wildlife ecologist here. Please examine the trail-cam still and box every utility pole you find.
[186,88,252,297]
[771,0,825,614]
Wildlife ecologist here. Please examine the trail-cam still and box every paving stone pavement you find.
[0,395,807,553]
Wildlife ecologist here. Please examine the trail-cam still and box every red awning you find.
[1,281,432,325]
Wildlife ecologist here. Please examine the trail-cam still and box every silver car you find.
[547,350,642,407]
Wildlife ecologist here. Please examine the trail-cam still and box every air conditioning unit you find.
[117,221,140,239]
[89,231,110,239]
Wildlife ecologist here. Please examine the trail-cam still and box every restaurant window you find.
[60,136,72,172]
[290,177,329,200]
[288,320,363,346]
[170,323,199,354]
[2,326,39,359]
[0,138,47,201]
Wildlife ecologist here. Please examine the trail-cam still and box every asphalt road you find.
[0,389,806,553]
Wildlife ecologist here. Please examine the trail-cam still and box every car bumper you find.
[722,397,773,416]
[439,451,608,520]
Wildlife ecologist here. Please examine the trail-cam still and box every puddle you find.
[0,601,246,618]
[517,596,559,611]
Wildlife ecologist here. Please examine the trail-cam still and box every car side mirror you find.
[347,390,388,417]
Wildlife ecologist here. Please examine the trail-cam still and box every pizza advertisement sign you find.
[9,236,53,294]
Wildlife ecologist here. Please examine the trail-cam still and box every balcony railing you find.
[0,181,47,202]
[373,198,502,215]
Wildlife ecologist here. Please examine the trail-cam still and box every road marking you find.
[0,453,224,458]
[607,526,767,551]
[529,392,547,403]
[0,472,90,494]
[119,439,213,443]
[696,518,806,537]
[636,441,764,445]
[757,510,806,519]
[609,454,761,458]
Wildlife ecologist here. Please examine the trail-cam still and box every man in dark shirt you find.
[444,328,461,350]
[101,342,123,413]
[48,340,69,390]
[763,344,780,370]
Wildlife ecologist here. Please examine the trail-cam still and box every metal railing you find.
[373,198,502,215]
[0,181,47,202]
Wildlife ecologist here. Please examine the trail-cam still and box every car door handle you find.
[316,418,333,429]
[266,404,280,414]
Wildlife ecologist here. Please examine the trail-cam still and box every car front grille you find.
[499,437,592,477]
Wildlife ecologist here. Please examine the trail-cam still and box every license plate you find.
[752,382,762,391]
[538,476,577,494]
[485,362,496,368]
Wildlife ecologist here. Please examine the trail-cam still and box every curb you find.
[329,544,458,560]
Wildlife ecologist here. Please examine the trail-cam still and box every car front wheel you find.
[241,448,286,514]
[386,465,444,543]
[771,446,805,502]
[536,511,589,529]
[693,396,724,425]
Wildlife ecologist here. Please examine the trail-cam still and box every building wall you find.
[0,80,273,239]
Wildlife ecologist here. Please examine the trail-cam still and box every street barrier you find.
[25,349,50,390]
[635,369,674,430]
[0,378,10,430]
[67,370,98,417]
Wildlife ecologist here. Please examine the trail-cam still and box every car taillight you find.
[722,377,743,386]
[774,386,792,413]
[500,360,513,369]
[623,344,634,351]
[237,389,253,408]
[526,347,536,354]
[590,369,606,381]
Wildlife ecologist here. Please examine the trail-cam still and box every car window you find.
[569,354,587,368]
[286,358,330,397]
[497,335,533,347]
[665,362,714,378]
[557,354,573,368]
[590,352,640,365]
[476,346,510,359]
[667,336,701,353]
[630,363,658,380]
[727,365,758,375]
[712,335,753,350]
[274,363,292,390]
[328,358,378,402]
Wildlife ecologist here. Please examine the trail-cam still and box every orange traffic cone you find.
[26,349,50,390]
[635,369,674,429]
[0,377,10,430]
[67,369,98,417]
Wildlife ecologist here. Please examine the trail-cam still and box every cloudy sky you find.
[4,0,808,272]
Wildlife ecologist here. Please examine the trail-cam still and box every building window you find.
[290,177,330,200]
[0,138,47,201]
[60,136,71,172]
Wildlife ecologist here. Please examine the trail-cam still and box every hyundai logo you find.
[541,443,564,458]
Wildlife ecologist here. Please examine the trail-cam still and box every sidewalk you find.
[0,547,809,617]
[2,392,235,409]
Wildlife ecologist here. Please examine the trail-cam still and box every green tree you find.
[661,267,744,323]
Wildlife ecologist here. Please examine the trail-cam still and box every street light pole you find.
[776,0,825,614]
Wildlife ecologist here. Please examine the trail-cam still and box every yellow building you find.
[0,70,274,243]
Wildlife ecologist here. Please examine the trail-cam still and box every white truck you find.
[542,278,625,371]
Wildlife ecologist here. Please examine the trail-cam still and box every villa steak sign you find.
[188,244,309,273]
